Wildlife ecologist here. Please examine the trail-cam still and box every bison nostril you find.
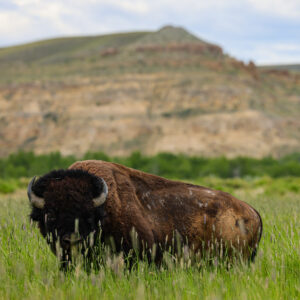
[62,235,71,244]
[62,234,82,245]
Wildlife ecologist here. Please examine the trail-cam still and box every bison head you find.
[27,169,108,267]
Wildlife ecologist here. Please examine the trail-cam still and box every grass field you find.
[0,178,299,299]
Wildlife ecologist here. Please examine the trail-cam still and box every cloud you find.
[0,11,31,34]
[225,41,300,64]
[0,11,37,44]
[102,0,150,14]
[247,0,300,19]
[251,43,300,64]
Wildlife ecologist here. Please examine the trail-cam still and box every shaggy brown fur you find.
[29,160,262,266]
[69,160,262,260]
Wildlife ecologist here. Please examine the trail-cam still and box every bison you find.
[28,160,262,269]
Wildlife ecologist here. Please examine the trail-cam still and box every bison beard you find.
[28,160,263,270]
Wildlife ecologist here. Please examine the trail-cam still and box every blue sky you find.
[0,0,299,65]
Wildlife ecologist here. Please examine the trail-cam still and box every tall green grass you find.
[0,181,299,299]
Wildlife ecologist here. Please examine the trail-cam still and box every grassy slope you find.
[0,27,221,84]
[0,31,150,63]
[0,179,299,299]
[0,26,209,65]
[0,31,151,83]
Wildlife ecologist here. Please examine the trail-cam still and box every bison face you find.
[27,169,108,265]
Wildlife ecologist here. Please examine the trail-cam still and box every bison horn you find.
[27,176,45,209]
[93,178,108,207]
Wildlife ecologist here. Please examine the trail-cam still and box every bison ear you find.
[93,178,108,207]
[27,176,45,209]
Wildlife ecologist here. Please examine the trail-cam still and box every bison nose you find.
[62,234,83,246]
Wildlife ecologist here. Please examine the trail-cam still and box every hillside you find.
[0,26,299,158]
[259,64,300,74]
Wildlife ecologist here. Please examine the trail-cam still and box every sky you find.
[0,0,299,65]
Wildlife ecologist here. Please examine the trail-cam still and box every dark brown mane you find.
[32,169,104,198]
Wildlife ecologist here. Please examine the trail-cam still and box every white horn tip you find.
[93,178,108,207]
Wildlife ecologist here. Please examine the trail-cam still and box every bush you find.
[0,151,300,180]
[0,179,20,194]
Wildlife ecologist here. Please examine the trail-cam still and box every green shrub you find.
[0,151,299,180]
[0,179,20,194]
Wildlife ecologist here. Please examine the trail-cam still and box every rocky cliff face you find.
[0,26,299,158]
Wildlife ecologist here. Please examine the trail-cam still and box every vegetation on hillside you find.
[0,151,299,194]
[1,151,300,179]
